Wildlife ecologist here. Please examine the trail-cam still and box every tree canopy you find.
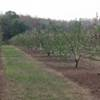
[0,11,28,41]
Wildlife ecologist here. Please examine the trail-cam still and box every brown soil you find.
[24,48,100,99]
[0,51,6,100]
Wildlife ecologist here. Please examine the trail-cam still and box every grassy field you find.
[2,45,93,100]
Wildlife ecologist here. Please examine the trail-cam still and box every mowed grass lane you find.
[2,45,93,100]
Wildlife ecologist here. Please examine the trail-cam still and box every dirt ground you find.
[24,49,100,99]
[0,51,6,100]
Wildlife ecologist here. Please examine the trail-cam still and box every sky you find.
[0,0,99,20]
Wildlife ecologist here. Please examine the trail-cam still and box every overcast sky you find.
[0,0,99,20]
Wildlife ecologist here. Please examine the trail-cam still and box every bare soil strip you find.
[0,50,6,100]
[24,49,100,100]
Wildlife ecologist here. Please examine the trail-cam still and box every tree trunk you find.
[47,52,50,56]
[75,55,81,69]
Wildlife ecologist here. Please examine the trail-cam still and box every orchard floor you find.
[25,49,100,100]
[2,46,95,100]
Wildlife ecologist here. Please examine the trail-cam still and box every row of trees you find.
[10,19,99,68]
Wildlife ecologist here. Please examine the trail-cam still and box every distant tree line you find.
[0,11,99,42]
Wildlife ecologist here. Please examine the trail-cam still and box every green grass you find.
[2,45,93,100]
